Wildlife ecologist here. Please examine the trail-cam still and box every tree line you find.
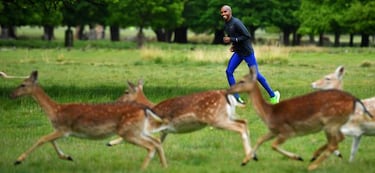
[0,0,374,47]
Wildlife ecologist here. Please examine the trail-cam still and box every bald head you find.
[221,5,231,12]
[220,5,232,22]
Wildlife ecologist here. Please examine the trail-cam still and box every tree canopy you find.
[0,0,374,47]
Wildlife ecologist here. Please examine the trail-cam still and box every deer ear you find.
[30,70,38,82]
[138,79,144,89]
[127,80,136,92]
[335,65,345,80]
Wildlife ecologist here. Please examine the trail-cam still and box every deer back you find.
[150,90,234,132]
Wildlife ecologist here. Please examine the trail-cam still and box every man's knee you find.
[226,69,234,76]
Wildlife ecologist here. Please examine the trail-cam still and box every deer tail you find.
[355,99,373,119]
[145,108,163,123]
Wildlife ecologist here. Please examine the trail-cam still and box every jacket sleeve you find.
[230,20,251,43]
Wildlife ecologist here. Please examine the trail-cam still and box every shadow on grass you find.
[1,84,220,105]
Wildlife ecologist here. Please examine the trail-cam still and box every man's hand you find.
[229,45,234,52]
[223,36,231,43]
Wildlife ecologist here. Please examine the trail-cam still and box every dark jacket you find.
[224,17,254,56]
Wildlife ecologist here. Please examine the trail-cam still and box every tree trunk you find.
[154,29,164,42]
[9,26,16,39]
[174,27,187,43]
[0,25,10,39]
[154,28,173,42]
[136,26,145,48]
[296,33,302,46]
[334,31,340,47]
[249,28,256,44]
[349,34,354,47]
[110,25,120,41]
[292,31,301,46]
[318,33,324,46]
[65,26,73,48]
[282,29,291,46]
[88,24,96,40]
[360,33,369,47]
[1,25,17,39]
[42,25,54,41]
[309,34,315,44]
[76,25,87,40]
[212,29,225,44]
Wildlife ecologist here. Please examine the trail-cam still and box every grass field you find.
[1,43,375,173]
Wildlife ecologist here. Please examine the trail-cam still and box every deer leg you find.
[146,134,168,168]
[214,119,254,166]
[122,133,167,170]
[160,132,168,143]
[252,132,275,157]
[272,135,303,161]
[51,141,73,161]
[349,135,362,162]
[14,131,65,165]
[107,137,123,147]
[310,144,328,162]
[308,131,342,171]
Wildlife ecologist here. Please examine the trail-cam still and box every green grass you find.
[1,44,375,173]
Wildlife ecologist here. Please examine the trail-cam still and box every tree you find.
[238,0,275,44]
[268,0,301,46]
[0,0,36,39]
[343,0,375,47]
[297,0,332,46]
[151,0,184,43]
[107,0,184,47]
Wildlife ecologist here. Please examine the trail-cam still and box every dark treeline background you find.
[0,0,374,47]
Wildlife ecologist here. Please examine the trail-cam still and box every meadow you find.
[0,41,375,173]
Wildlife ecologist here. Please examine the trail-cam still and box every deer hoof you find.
[253,154,258,161]
[14,160,22,165]
[337,153,343,158]
[67,156,73,161]
[297,156,304,161]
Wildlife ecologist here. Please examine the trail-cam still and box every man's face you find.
[220,7,231,22]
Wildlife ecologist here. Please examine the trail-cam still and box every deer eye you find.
[325,77,331,81]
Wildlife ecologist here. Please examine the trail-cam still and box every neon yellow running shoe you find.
[269,91,280,104]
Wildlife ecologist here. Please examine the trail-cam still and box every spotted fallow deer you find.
[114,80,254,166]
[312,65,375,162]
[227,67,372,171]
[9,71,167,170]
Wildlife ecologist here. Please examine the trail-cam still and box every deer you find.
[226,66,373,171]
[9,71,168,170]
[113,79,254,166]
[312,65,375,162]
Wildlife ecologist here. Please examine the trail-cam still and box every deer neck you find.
[32,85,59,118]
[249,83,272,120]
[141,94,155,108]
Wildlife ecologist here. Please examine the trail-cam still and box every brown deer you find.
[9,71,167,170]
[227,67,372,171]
[114,80,254,166]
[312,65,375,162]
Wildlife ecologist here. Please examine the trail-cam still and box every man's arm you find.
[230,20,251,43]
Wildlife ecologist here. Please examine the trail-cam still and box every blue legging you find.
[226,52,275,98]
